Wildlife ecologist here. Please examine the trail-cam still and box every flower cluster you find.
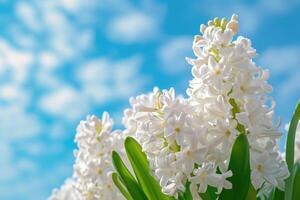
[188,14,290,195]
[122,14,289,199]
[49,14,291,200]
[123,87,232,199]
[48,179,81,200]
[49,113,124,200]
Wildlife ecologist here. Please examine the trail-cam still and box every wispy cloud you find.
[38,86,89,121]
[157,36,192,75]
[259,46,300,75]
[107,12,160,43]
[76,55,148,103]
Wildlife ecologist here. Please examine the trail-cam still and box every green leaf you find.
[178,193,185,200]
[284,102,300,200]
[178,181,194,200]
[219,133,251,200]
[273,188,284,200]
[182,181,193,200]
[112,151,147,200]
[125,137,173,200]
[245,184,256,200]
[286,102,300,172]
[199,186,217,200]
[291,163,300,200]
[267,188,275,200]
[286,163,300,200]
[111,172,134,200]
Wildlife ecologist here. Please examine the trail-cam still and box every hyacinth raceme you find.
[49,113,125,200]
[49,14,293,200]
[123,14,289,199]
[187,14,289,196]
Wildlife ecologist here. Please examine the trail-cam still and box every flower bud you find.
[226,20,239,35]
[208,20,214,26]
[200,24,207,34]
[214,17,220,26]
[220,18,227,30]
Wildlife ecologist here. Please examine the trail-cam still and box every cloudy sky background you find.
[0,0,299,199]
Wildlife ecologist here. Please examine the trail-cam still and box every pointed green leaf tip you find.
[111,150,147,200]
[125,137,173,200]
[219,133,251,200]
[111,172,134,200]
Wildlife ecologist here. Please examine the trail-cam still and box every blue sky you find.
[0,0,299,199]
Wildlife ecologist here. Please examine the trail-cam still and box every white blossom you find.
[73,113,124,200]
[48,178,82,200]
[189,163,232,195]
[186,14,289,195]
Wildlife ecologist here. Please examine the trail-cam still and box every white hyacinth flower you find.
[73,113,125,200]
[189,163,232,195]
[51,113,125,200]
[48,179,82,200]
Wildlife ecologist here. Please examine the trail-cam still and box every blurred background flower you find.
[0,0,299,199]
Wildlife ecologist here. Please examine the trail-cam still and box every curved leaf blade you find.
[219,133,251,200]
[125,137,173,200]
[112,151,147,200]
[273,188,284,200]
[112,172,134,200]
[291,163,300,200]
[286,102,300,172]
[267,188,275,200]
[183,181,193,200]
[245,184,256,200]
[200,186,217,200]
[286,163,300,200]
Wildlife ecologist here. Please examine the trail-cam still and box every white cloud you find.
[259,46,300,75]
[76,55,148,104]
[38,86,89,121]
[158,36,192,75]
[15,1,95,60]
[0,105,42,139]
[0,39,33,84]
[15,2,41,31]
[0,84,19,100]
[38,51,60,70]
[108,12,160,43]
